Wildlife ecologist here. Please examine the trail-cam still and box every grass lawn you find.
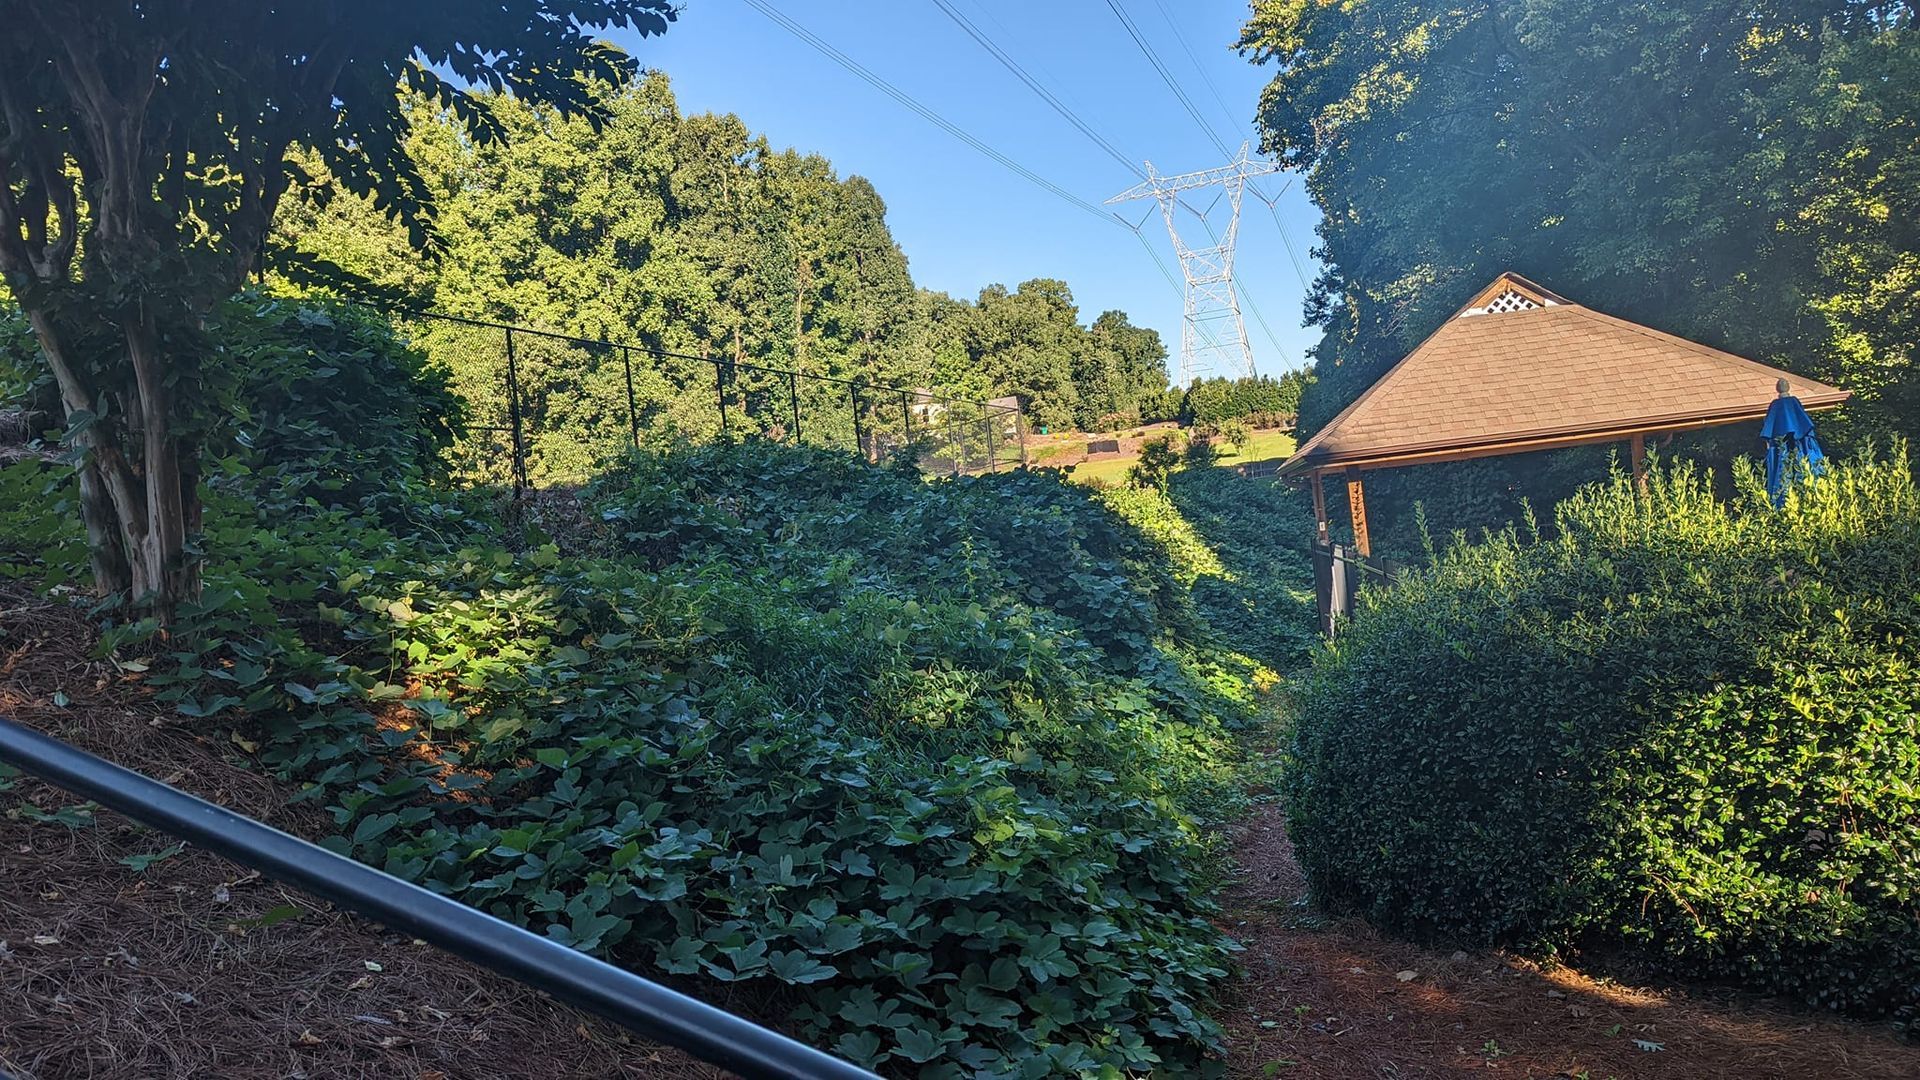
[1066,455,1137,486]
[1060,429,1298,486]
[1215,429,1297,465]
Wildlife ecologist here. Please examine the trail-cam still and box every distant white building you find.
[909,388,946,425]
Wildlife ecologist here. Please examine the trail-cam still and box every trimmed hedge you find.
[1289,455,1920,1020]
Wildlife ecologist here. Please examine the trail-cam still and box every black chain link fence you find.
[378,307,1026,492]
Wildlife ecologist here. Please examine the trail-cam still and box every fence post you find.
[716,360,729,439]
[849,382,865,459]
[986,411,999,473]
[788,370,802,445]
[504,326,528,496]
[900,391,912,455]
[620,343,640,450]
[1016,407,1029,469]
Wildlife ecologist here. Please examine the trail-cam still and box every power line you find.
[742,0,1185,307]
[928,0,1143,180]
[921,0,1295,367]
[1101,0,1233,159]
[1105,0,1319,312]
[1249,179,1315,291]
[928,0,1226,297]
[922,0,1279,360]
[1119,213,1183,295]
[1098,0,1299,367]
[740,0,1113,224]
[1235,280,1291,366]
[1148,0,1247,139]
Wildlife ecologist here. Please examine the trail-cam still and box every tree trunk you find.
[24,303,200,621]
[122,312,198,619]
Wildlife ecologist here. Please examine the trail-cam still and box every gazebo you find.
[1278,272,1850,557]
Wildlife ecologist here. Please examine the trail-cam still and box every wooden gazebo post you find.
[1310,472,1329,543]
[1345,467,1371,557]
[1307,466,1371,556]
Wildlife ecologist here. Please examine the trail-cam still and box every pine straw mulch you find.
[1217,802,1920,1079]
[0,584,724,1080]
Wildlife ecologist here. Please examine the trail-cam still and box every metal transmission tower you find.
[1108,144,1280,384]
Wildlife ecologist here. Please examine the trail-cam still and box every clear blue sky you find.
[602,0,1321,378]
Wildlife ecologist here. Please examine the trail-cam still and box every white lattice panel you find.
[1484,288,1540,314]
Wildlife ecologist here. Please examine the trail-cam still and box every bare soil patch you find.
[1219,802,1920,1079]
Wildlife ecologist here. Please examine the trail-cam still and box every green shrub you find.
[1177,374,1307,428]
[1289,454,1920,1019]
[1181,434,1219,470]
[1,300,41,402]
[1127,434,1184,491]
[3,293,464,513]
[210,295,466,511]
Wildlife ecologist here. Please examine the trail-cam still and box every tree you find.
[966,279,1084,431]
[1241,0,1919,553]
[0,1,675,618]
[1241,0,1920,446]
[1074,310,1168,430]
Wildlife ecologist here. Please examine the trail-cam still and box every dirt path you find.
[1,586,721,1080]
[1218,802,1920,1079]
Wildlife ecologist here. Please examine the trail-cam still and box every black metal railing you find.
[0,716,878,1080]
[363,303,1027,494]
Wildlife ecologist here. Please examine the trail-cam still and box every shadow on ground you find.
[1220,803,1920,1079]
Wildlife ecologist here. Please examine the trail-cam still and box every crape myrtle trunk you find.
[21,295,204,622]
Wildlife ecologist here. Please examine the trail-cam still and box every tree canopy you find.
[1242,0,1918,447]
[272,74,1174,445]
[0,0,676,616]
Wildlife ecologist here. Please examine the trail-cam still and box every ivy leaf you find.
[767,950,838,984]
[892,1026,947,1064]
[834,1030,885,1067]
[352,812,400,845]
[119,842,186,872]
[242,904,307,930]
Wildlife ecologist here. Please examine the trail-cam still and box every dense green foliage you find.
[1289,457,1920,1019]
[2,354,1292,1076]
[1160,469,1318,670]
[273,74,1172,452]
[1177,373,1308,429]
[3,295,464,512]
[1242,0,1920,540]
[0,0,676,615]
[208,297,466,509]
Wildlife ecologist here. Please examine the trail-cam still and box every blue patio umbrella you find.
[1760,379,1828,507]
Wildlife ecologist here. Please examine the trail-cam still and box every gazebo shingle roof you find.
[1280,273,1849,477]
